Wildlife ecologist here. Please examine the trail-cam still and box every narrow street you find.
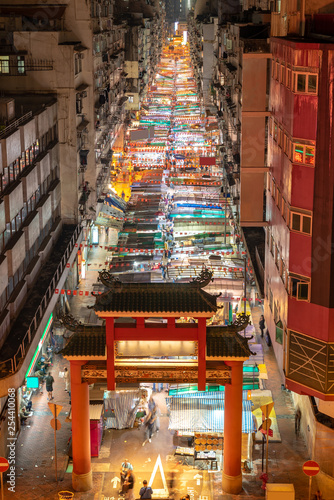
[12,37,313,500]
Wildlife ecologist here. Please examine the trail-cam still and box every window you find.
[297,73,306,92]
[17,56,25,74]
[280,258,286,285]
[280,64,285,85]
[293,72,318,94]
[266,227,270,246]
[275,61,279,81]
[269,289,273,312]
[25,149,30,166]
[286,68,291,89]
[271,179,276,200]
[276,188,281,211]
[0,56,9,74]
[13,159,19,179]
[76,94,83,114]
[289,273,310,301]
[74,53,82,75]
[275,245,280,269]
[9,164,14,183]
[308,74,317,93]
[290,209,312,235]
[276,320,283,345]
[273,123,278,142]
[281,197,289,223]
[34,140,39,157]
[293,143,315,165]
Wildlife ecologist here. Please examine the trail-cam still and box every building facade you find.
[264,27,334,495]
[0,94,83,456]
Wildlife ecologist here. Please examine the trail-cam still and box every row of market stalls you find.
[92,36,272,470]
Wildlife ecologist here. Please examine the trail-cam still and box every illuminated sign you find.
[26,313,53,378]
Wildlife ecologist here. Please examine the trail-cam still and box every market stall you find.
[166,392,256,470]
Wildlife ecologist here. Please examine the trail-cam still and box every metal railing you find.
[0,224,82,378]
[0,111,32,139]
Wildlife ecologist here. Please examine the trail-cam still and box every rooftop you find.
[61,315,252,359]
[93,268,219,316]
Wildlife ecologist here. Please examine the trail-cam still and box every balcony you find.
[241,39,270,54]
[0,223,82,379]
[0,58,53,76]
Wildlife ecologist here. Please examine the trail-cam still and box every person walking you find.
[295,408,301,435]
[45,372,54,400]
[259,315,265,338]
[153,406,160,434]
[142,410,157,446]
[64,367,70,392]
[139,480,153,499]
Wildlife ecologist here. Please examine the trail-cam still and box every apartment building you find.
[0,0,128,454]
[125,7,165,111]
[0,0,127,222]
[264,12,334,495]
[0,95,83,455]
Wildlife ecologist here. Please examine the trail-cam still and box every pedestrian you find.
[313,490,323,500]
[259,315,265,338]
[148,395,156,412]
[295,408,301,435]
[64,367,70,392]
[45,372,54,400]
[120,459,133,494]
[139,480,153,499]
[123,469,135,500]
[153,406,160,433]
[142,410,157,446]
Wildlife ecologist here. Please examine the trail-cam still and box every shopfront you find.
[18,314,54,417]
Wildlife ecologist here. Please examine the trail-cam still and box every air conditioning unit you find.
[81,91,88,98]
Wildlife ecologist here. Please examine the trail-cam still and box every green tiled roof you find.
[93,283,218,314]
[62,333,106,358]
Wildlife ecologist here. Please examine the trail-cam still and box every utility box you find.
[266,483,295,500]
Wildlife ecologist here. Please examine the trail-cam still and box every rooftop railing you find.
[0,111,32,139]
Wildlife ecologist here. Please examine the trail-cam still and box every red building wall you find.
[265,38,334,399]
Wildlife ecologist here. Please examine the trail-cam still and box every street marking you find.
[148,454,169,497]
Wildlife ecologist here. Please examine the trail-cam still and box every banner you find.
[200,157,216,166]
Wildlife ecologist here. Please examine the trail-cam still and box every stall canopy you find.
[166,395,256,434]
[104,390,141,429]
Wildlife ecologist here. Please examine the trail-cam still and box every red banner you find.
[200,157,216,166]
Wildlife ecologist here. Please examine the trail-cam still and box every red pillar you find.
[222,360,243,494]
[197,317,206,391]
[106,317,115,390]
[136,317,145,327]
[167,317,175,328]
[70,360,92,491]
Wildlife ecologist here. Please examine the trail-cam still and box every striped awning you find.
[104,390,141,429]
[166,396,256,434]
[169,391,250,400]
